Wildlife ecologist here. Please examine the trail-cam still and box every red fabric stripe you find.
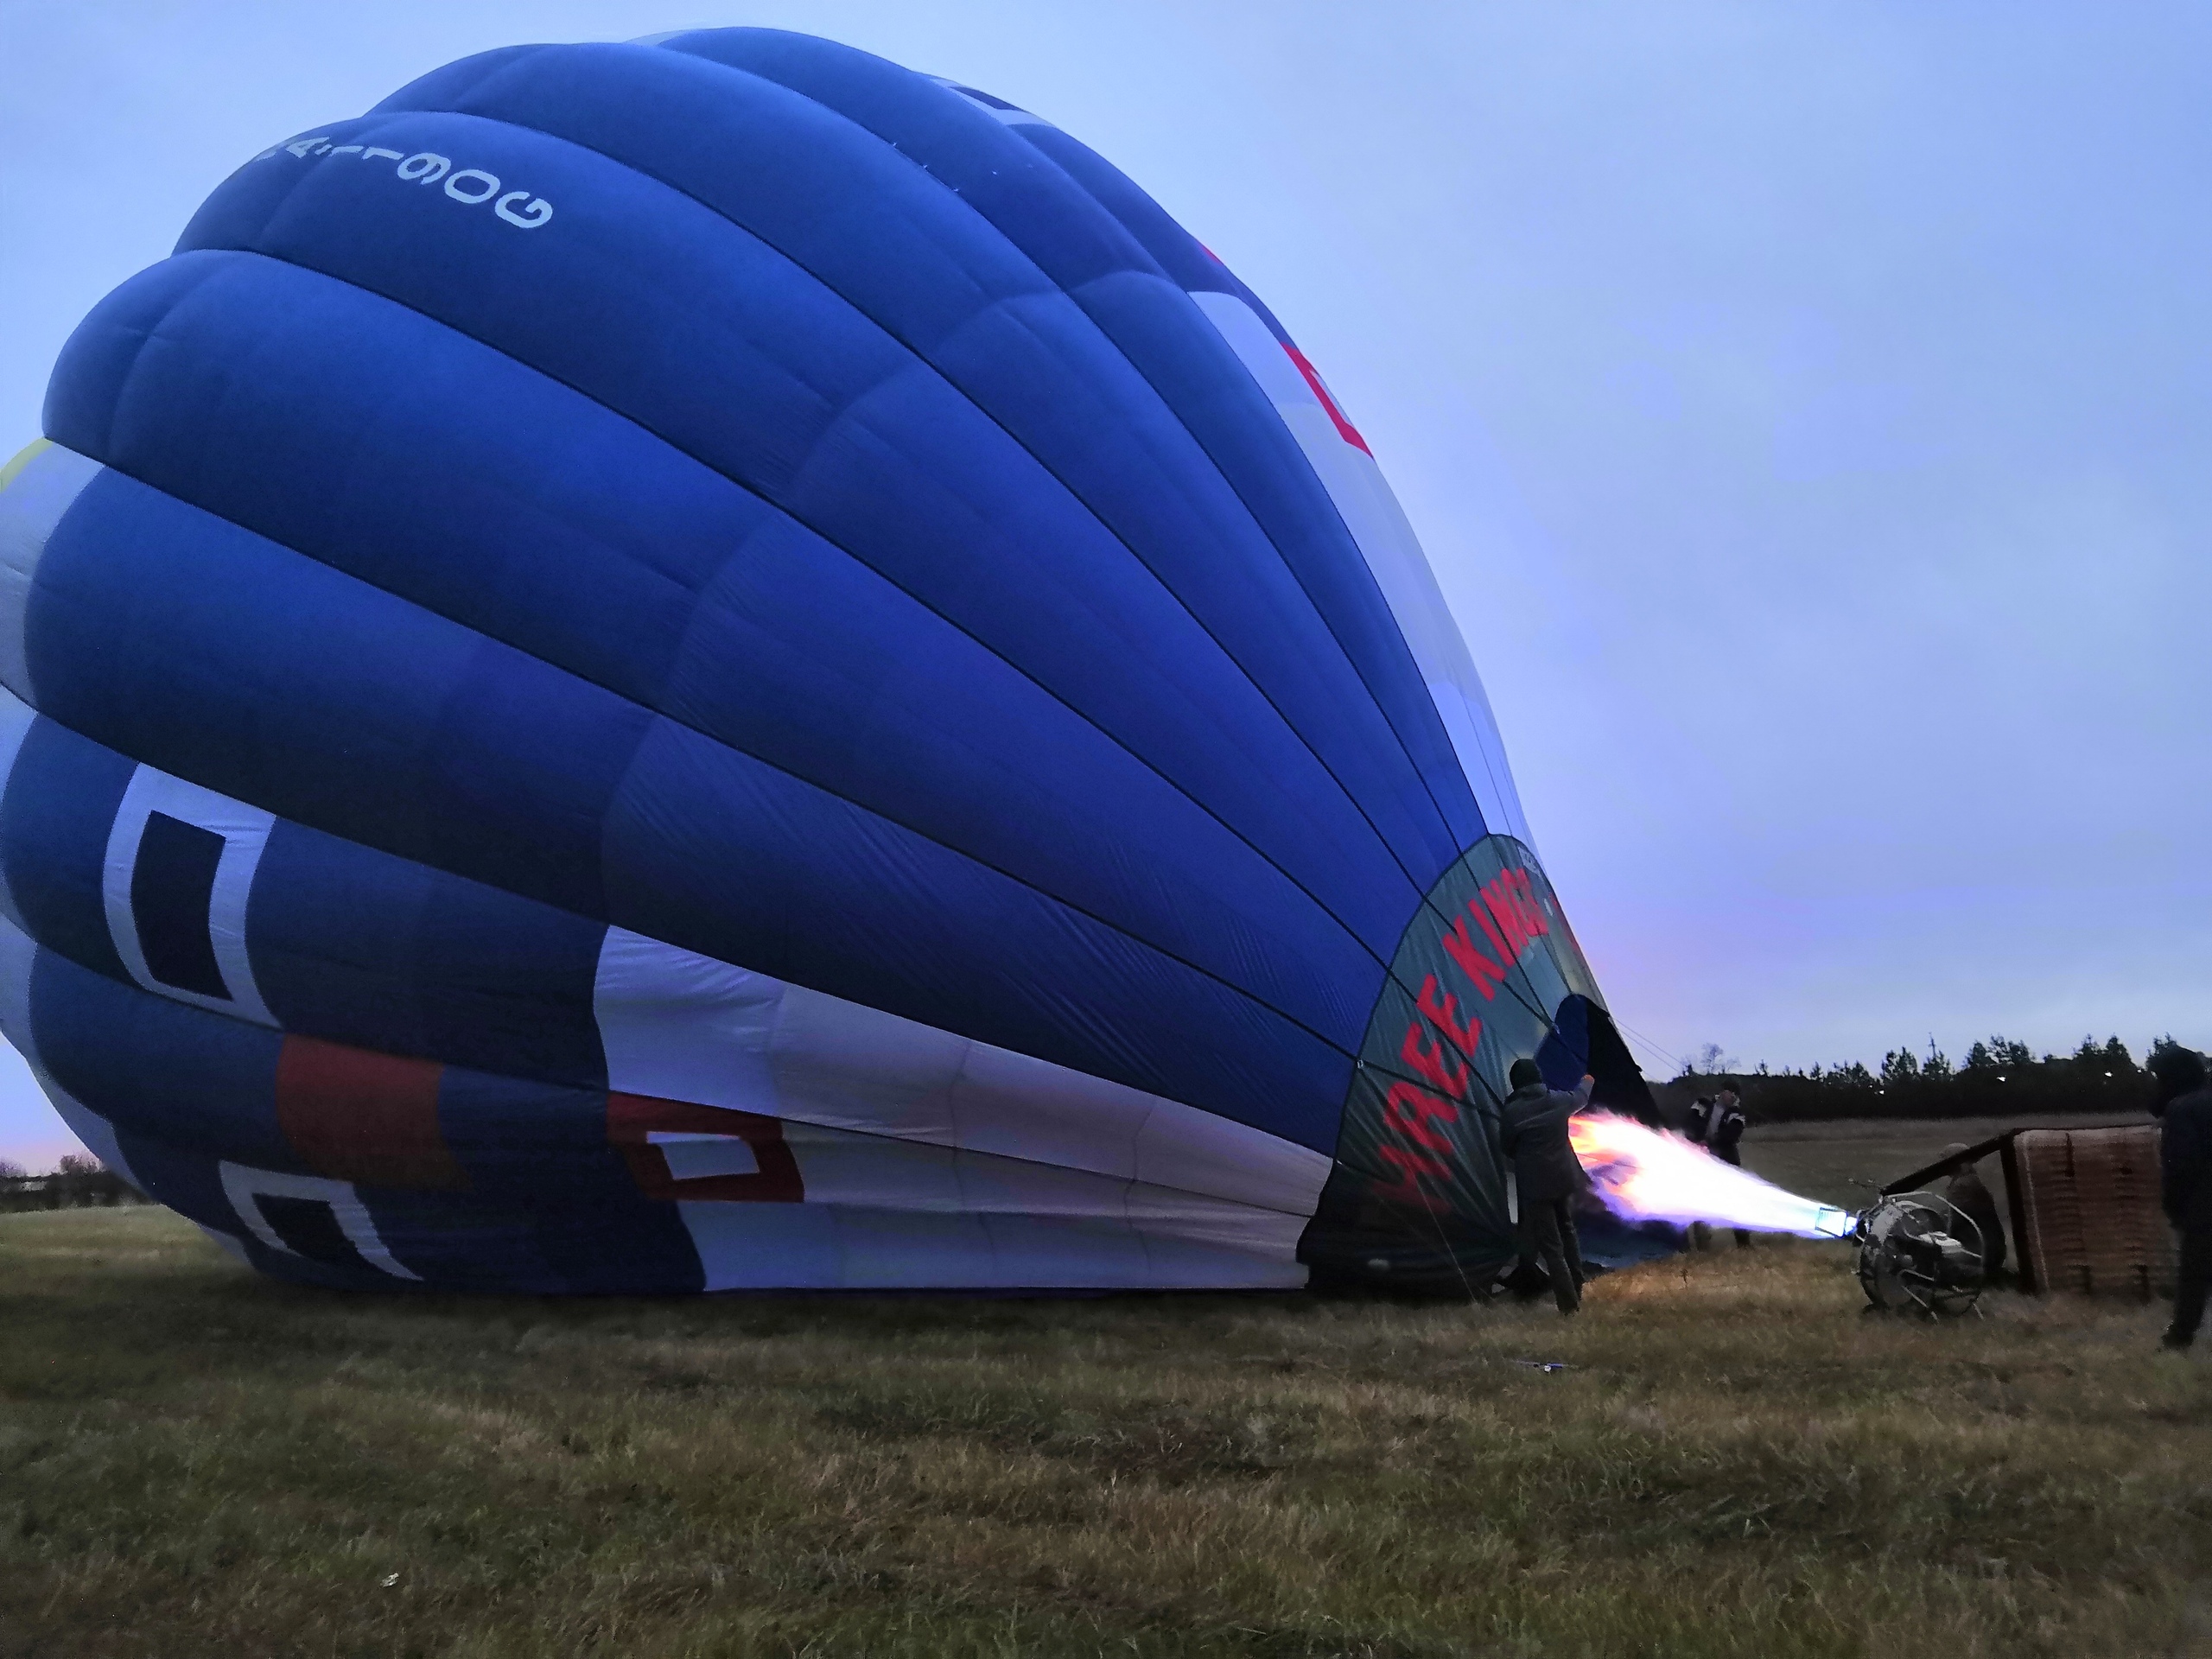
[607,1092,804,1203]
[274,1035,461,1191]
[1281,341,1371,454]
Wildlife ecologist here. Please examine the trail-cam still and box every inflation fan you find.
[1853,1193,1986,1317]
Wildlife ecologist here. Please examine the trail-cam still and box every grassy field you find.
[3,1185,2208,1658]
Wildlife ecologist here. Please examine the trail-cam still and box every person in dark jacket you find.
[1500,1058,1594,1313]
[1687,1085,1750,1248]
[2154,1046,2212,1351]
[1936,1142,2007,1282]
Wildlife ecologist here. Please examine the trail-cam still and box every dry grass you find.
[3,1205,2210,1658]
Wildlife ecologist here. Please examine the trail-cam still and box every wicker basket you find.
[2009,1125,2175,1298]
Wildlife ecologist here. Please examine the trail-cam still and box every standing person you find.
[2154,1046,2212,1351]
[1683,1096,1717,1251]
[1500,1058,1595,1314]
[1688,1085,1751,1247]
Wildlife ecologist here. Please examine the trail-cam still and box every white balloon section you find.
[1568,1113,1855,1239]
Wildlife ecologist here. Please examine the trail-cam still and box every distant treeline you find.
[0,1154,143,1212]
[1657,1034,2188,1125]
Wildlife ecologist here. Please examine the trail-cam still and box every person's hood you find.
[2151,1048,2209,1107]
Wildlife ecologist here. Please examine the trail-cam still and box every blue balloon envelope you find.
[0,30,1651,1293]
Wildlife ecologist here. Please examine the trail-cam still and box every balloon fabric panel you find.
[0,717,135,984]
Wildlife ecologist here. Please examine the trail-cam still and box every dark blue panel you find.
[370,42,1452,911]
[249,821,608,1086]
[652,29,1484,856]
[1013,122,1281,320]
[379,43,1076,351]
[1021,128,1309,370]
[105,1128,245,1237]
[130,812,230,1000]
[436,1067,620,1201]
[607,721,1355,1148]
[29,947,292,1171]
[346,1189,562,1293]
[48,252,721,708]
[105,1076,705,1295]
[244,1245,395,1292]
[1067,268,1485,860]
[0,717,131,982]
[47,254,1413,965]
[985,112,1306,364]
[41,251,226,462]
[254,1192,365,1268]
[435,1067,703,1292]
[0,701,609,1084]
[29,469,650,918]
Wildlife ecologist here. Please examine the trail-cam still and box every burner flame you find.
[1567,1112,1853,1238]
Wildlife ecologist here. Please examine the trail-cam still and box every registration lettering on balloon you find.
[257,130,552,229]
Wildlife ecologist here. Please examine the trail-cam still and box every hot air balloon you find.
[0,29,1652,1294]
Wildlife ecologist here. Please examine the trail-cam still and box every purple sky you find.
[1,3,2204,1166]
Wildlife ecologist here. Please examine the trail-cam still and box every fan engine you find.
[1854,1192,1987,1317]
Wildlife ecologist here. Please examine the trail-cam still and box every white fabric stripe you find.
[0,440,101,709]
[0,909,142,1190]
[677,1199,1308,1292]
[627,1085,1311,1283]
[773,1115,1298,1231]
[101,767,278,1027]
[1187,291,1534,849]
[594,927,1331,1220]
[217,1162,420,1280]
[650,1132,761,1180]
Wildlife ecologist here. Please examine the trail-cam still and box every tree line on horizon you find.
[0,1153,142,1212]
[1669,1033,2196,1123]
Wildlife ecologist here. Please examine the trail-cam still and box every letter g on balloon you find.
[495,192,553,228]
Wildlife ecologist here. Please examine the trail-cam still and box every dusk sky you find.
[1,2,2204,1166]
